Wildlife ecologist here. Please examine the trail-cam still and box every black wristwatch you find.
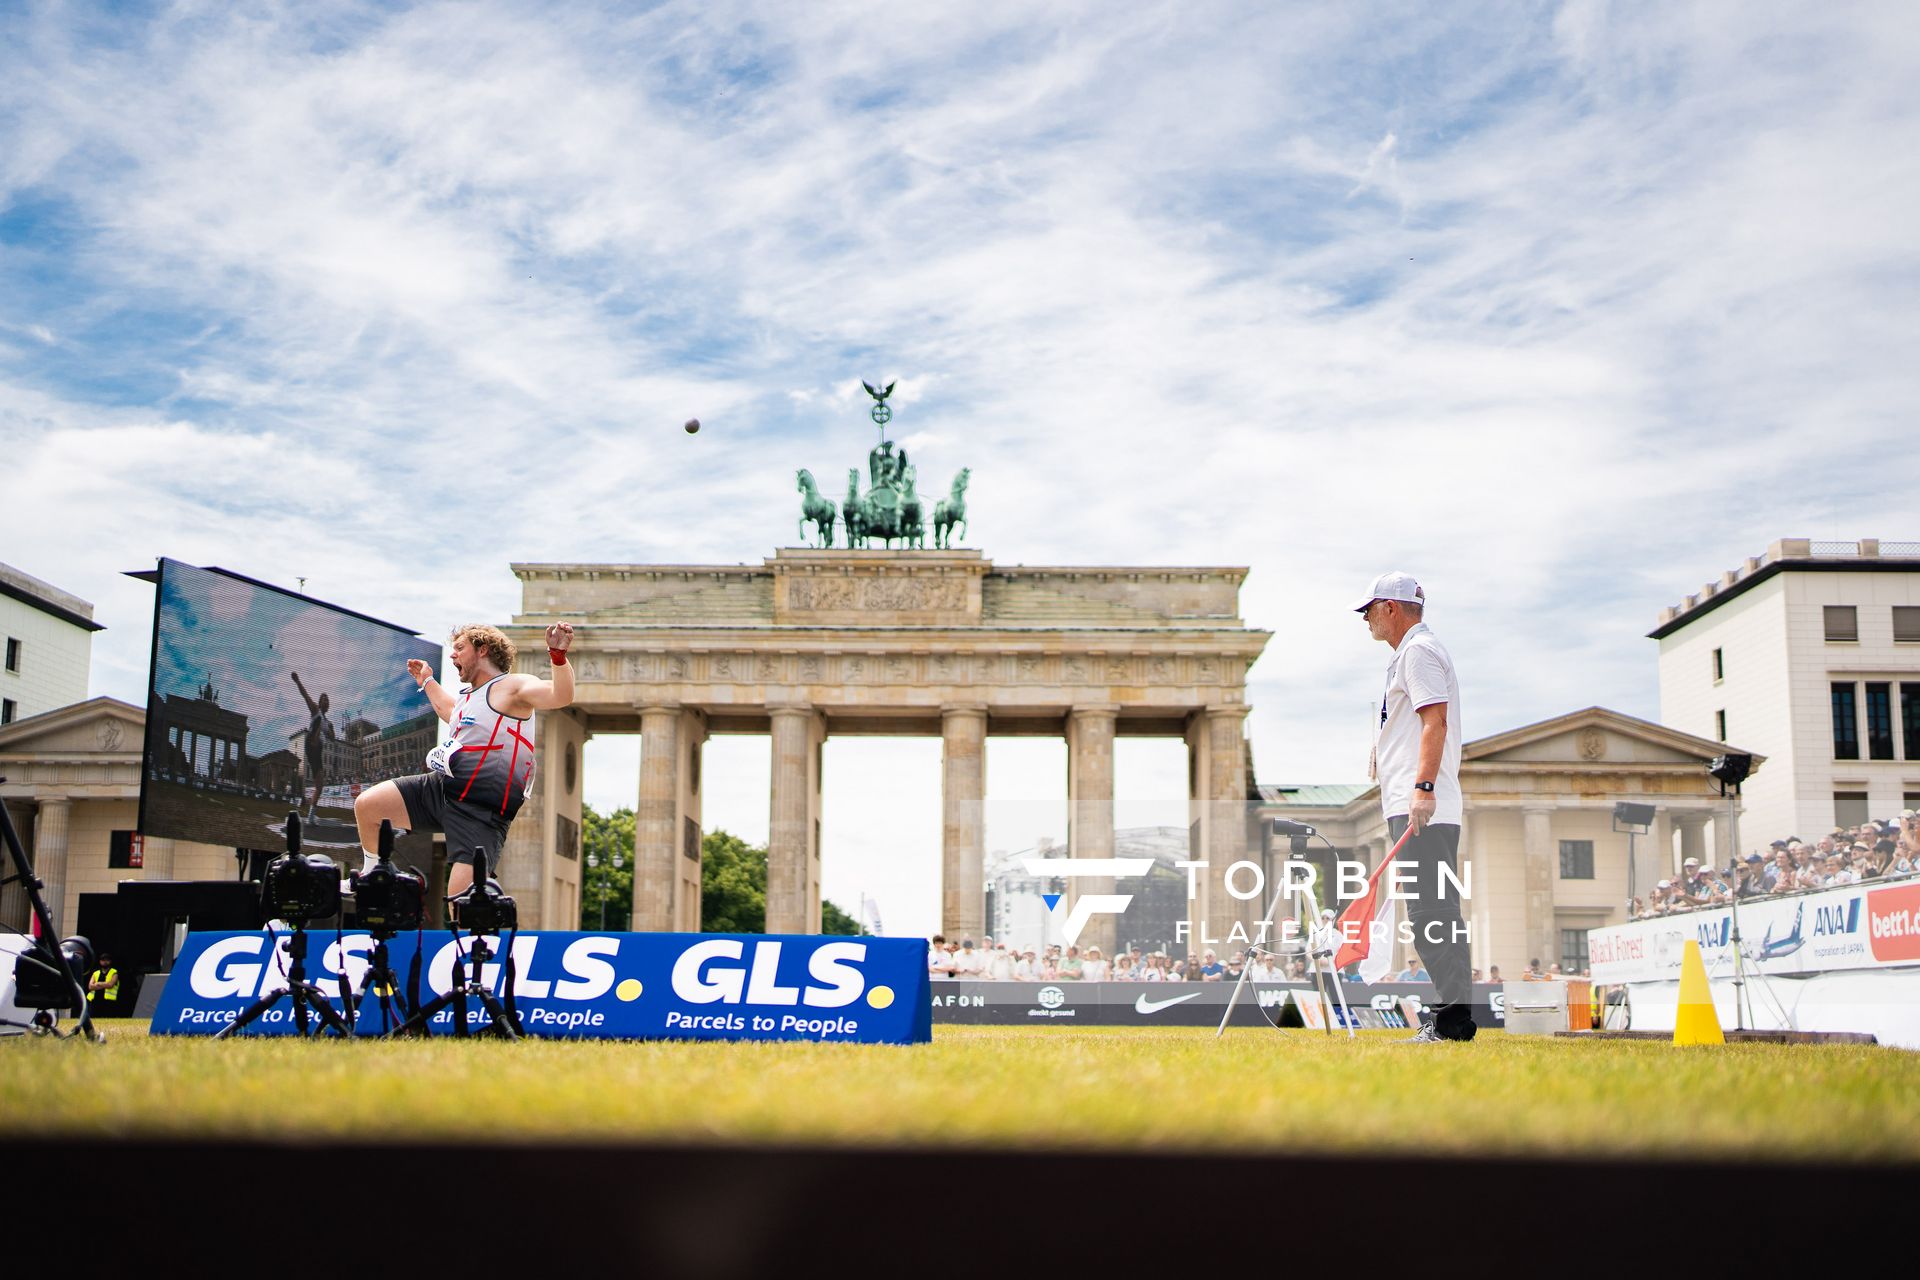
[1413,780,1435,792]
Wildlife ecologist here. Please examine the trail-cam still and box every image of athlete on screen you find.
[351,622,574,898]
[290,670,335,820]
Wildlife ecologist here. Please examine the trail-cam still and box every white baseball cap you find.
[1351,571,1426,613]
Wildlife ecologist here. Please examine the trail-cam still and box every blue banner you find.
[148,931,932,1044]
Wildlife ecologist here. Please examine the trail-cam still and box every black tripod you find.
[339,818,425,1035]
[345,932,413,1034]
[391,929,519,1039]
[216,925,354,1039]
[390,850,522,1040]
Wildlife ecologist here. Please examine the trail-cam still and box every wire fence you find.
[1807,540,1920,556]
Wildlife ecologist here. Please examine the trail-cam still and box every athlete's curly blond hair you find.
[449,623,516,673]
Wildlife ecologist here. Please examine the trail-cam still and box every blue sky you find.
[4,1,1917,934]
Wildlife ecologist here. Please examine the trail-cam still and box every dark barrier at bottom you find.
[9,1137,1908,1270]
[928,980,1510,1028]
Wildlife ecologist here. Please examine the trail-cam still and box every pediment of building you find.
[1464,706,1760,770]
[0,696,145,757]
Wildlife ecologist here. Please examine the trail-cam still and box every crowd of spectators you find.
[926,936,1318,983]
[926,937,1558,983]
[1630,810,1919,919]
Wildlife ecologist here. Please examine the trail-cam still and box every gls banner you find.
[149,931,932,1044]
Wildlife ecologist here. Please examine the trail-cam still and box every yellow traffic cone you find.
[1673,939,1724,1046]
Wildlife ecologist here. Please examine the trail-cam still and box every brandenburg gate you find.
[496,386,1270,947]
[499,550,1270,949]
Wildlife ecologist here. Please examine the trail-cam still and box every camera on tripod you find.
[11,935,95,1015]
[352,858,425,935]
[448,854,517,935]
[265,849,342,926]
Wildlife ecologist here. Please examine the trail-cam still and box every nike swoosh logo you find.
[1135,992,1203,1014]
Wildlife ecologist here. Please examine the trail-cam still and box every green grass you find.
[4,1022,1916,1161]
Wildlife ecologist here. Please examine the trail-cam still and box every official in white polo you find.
[1355,571,1475,1043]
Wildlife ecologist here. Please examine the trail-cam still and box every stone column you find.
[0,801,32,929]
[1674,811,1709,874]
[1186,706,1252,955]
[497,708,587,928]
[1066,706,1118,956]
[34,798,72,938]
[1640,808,1672,907]
[1467,819,1493,974]
[941,706,987,941]
[1185,712,1209,955]
[1522,805,1557,973]
[632,705,683,932]
[767,706,824,934]
[676,710,707,932]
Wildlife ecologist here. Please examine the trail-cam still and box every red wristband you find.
[548,648,568,666]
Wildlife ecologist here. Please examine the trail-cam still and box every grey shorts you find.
[393,773,511,877]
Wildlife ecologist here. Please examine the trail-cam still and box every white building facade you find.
[0,562,101,727]
[1653,538,1920,844]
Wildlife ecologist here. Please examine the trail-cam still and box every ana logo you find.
[670,939,876,1009]
[1037,985,1066,1009]
[1814,899,1863,936]
[1697,917,1730,948]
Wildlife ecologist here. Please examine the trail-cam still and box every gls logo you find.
[671,939,870,1008]
[189,933,623,1001]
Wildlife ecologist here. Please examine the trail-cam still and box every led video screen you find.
[138,559,440,860]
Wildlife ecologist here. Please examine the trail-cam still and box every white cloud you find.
[2,0,1917,937]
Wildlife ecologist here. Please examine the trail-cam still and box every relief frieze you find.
[787,576,967,613]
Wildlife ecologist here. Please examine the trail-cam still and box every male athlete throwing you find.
[290,671,335,819]
[352,622,574,897]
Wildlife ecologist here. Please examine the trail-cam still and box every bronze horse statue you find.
[900,465,925,549]
[796,469,837,547]
[933,467,970,549]
[842,468,867,547]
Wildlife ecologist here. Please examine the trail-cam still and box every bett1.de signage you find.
[149,931,932,1044]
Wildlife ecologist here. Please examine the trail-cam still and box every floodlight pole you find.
[1720,780,1754,1032]
[1612,810,1651,917]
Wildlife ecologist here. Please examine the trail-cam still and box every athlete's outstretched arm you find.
[407,658,457,720]
[290,670,319,715]
[512,622,576,712]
